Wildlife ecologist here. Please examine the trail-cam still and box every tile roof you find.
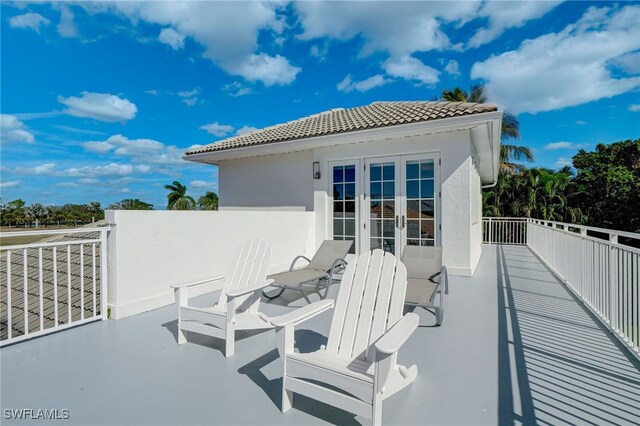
[185,101,498,156]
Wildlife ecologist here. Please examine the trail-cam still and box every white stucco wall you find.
[312,130,477,275]
[470,153,483,274]
[104,210,315,319]
[211,129,481,276]
[218,150,314,211]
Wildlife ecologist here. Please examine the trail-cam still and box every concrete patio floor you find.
[1,244,639,425]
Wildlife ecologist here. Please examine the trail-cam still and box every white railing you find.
[482,217,640,358]
[482,217,527,245]
[526,219,639,358]
[0,226,110,346]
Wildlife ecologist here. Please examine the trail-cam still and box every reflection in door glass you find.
[406,160,436,246]
[369,161,396,254]
[332,165,357,254]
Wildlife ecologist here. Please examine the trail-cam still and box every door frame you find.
[326,152,441,255]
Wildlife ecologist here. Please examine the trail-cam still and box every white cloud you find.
[9,13,50,33]
[575,120,587,125]
[1,114,35,144]
[337,74,388,93]
[158,27,185,50]
[629,104,640,112]
[444,59,460,76]
[223,81,253,97]
[83,141,116,154]
[81,134,186,166]
[200,122,234,137]
[0,180,20,189]
[545,141,577,150]
[56,4,78,38]
[230,53,300,86]
[57,163,150,178]
[87,2,299,86]
[611,51,640,74]
[190,180,210,189]
[471,5,640,114]
[7,163,56,176]
[555,157,572,168]
[145,89,160,96]
[468,1,563,48]
[177,88,199,98]
[177,88,200,106]
[236,126,259,136]
[383,56,439,85]
[58,92,138,122]
[310,42,329,61]
[295,2,477,58]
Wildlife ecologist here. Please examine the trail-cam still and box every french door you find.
[363,154,440,255]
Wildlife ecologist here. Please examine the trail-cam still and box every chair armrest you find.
[441,265,449,294]
[375,313,419,355]
[329,258,347,274]
[227,279,275,298]
[290,255,311,271]
[271,299,334,328]
[170,275,226,289]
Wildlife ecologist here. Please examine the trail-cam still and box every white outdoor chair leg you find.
[372,394,383,426]
[177,325,187,345]
[225,325,235,358]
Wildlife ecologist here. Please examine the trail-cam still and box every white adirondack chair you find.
[172,239,274,357]
[271,249,419,425]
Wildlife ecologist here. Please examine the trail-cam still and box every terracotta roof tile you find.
[185,101,497,156]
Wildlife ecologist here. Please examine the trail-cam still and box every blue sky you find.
[1,1,639,209]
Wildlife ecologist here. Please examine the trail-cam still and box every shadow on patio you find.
[496,245,640,425]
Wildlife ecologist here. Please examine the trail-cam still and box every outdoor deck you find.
[1,245,639,425]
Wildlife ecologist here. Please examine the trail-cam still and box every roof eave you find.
[183,111,504,165]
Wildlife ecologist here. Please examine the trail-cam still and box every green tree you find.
[86,201,104,222]
[26,203,47,227]
[164,181,196,210]
[572,139,640,233]
[197,191,219,210]
[483,168,583,223]
[108,199,155,210]
[441,84,534,174]
[3,199,27,227]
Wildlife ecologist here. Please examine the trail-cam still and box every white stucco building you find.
[185,101,502,276]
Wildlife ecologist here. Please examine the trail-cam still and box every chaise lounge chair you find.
[262,240,353,304]
[401,245,449,325]
[172,239,274,357]
[271,249,419,425]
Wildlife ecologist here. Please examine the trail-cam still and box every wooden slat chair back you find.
[173,239,274,357]
[326,249,407,361]
[272,249,419,425]
[216,239,271,314]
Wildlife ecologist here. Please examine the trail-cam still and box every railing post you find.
[100,228,109,320]
[608,233,617,331]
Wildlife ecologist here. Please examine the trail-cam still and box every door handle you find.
[396,215,399,228]
[402,215,406,229]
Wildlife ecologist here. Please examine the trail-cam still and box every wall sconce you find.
[313,162,321,179]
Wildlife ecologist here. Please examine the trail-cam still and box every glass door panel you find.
[367,160,399,254]
[331,164,357,254]
[404,159,437,247]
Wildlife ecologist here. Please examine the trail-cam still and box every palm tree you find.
[441,84,534,174]
[164,181,196,210]
[197,191,219,210]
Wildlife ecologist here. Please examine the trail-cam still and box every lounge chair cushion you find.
[405,277,439,305]
[268,268,328,288]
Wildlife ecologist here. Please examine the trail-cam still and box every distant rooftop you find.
[185,101,498,156]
